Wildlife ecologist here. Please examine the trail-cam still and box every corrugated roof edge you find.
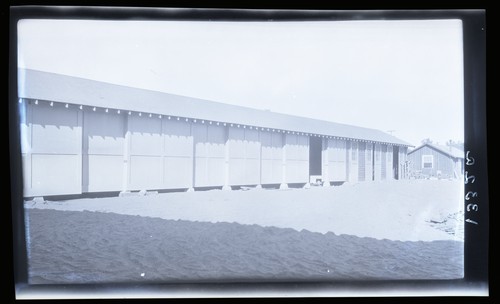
[18,68,413,147]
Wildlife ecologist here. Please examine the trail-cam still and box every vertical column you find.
[401,146,408,179]
[121,114,131,194]
[279,133,288,189]
[322,137,330,186]
[303,136,311,189]
[256,130,263,189]
[160,118,166,187]
[80,109,88,193]
[371,143,376,181]
[76,109,84,194]
[365,142,373,181]
[345,141,350,182]
[400,146,405,180]
[387,145,393,180]
[222,126,231,190]
[187,122,195,192]
[21,99,33,196]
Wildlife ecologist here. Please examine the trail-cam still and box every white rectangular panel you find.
[31,154,81,195]
[86,155,123,192]
[164,156,193,188]
[129,156,163,190]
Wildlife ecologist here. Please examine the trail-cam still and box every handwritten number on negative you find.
[464,151,478,225]
[465,191,478,200]
[464,171,475,184]
[467,203,479,212]
[466,151,475,166]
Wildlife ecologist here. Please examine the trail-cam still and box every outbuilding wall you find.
[228,127,261,185]
[284,134,309,184]
[20,100,409,197]
[162,119,194,189]
[407,145,460,178]
[381,145,387,180]
[83,109,125,192]
[399,146,408,179]
[347,141,359,182]
[193,124,226,187]
[126,115,195,191]
[385,145,394,180]
[373,143,382,181]
[128,114,164,190]
[21,102,83,197]
[322,138,347,183]
[260,132,284,184]
[357,142,366,182]
[365,143,373,181]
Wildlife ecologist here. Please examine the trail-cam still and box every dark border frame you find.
[8,6,488,300]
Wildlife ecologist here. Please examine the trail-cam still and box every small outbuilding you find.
[17,69,413,197]
[407,143,464,179]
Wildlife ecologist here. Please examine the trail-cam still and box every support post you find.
[22,100,33,196]
[257,130,263,189]
[187,122,195,192]
[120,114,131,195]
[322,137,330,187]
[222,126,231,190]
[279,133,288,189]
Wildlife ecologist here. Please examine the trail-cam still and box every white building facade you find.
[18,69,412,197]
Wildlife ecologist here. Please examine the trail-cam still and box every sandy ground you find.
[26,179,464,242]
[24,179,464,284]
[26,209,463,283]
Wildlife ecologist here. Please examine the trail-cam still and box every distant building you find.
[407,143,464,179]
[18,69,413,197]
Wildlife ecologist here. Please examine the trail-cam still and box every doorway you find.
[393,146,399,180]
[309,137,322,179]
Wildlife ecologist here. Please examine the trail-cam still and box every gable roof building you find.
[18,69,412,197]
[407,143,464,179]
[19,69,411,146]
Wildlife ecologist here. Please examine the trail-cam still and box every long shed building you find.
[18,69,412,197]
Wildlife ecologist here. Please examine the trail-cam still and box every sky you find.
[17,18,464,147]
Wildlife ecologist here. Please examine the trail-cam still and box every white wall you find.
[163,119,194,188]
[21,101,410,196]
[193,124,225,187]
[23,102,82,196]
[324,138,347,182]
[260,132,283,184]
[347,141,359,182]
[285,134,309,183]
[83,110,125,192]
[381,145,387,179]
[128,115,164,190]
[127,116,195,190]
[228,127,261,185]
[365,143,373,181]
[373,143,382,181]
[386,145,394,180]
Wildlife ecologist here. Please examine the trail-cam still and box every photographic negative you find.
[10,7,487,299]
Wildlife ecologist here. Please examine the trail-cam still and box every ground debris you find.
[427,211,464,241]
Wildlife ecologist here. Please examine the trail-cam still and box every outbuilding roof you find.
[18,68,412,146]
[408,143,464,159]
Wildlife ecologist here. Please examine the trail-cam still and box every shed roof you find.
[408,143,464,159]
[18,68,412,146]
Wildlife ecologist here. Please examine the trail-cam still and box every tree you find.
[421,138,433,144]
[446,139,464,150]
